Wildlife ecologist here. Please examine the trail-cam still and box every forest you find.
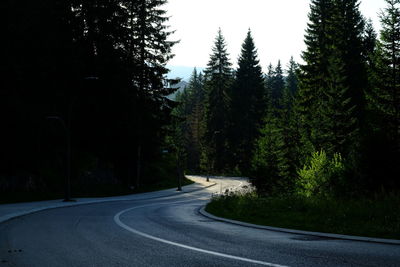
[1,0,399,203]
[1,0,180,201]
[175,0,400,198]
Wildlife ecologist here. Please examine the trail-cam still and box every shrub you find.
[297,150,345,198]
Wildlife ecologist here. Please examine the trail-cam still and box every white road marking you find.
[113,196,289,267]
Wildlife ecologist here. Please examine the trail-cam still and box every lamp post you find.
[45,76,98,202]
[46,116,72,202]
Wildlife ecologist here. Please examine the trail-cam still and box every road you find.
[0,177,399,266]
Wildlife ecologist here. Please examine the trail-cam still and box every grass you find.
[0,177,194,204]
[206,193,400,240]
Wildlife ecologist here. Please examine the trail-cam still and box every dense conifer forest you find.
[1,0,399,201]
[1,0,179,200]
[175,0,400,198]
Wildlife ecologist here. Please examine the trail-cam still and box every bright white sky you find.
[166,0,387,71]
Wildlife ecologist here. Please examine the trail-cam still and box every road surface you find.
[0,177,399,266]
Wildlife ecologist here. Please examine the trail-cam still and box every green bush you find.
[297,150,345,198]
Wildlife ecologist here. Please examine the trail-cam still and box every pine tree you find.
[251,116,286,195]
[298,0,366,158]
[127,0,177,187]
[363,19,379,111]
[265,64,275,111]
[186,68,206,172]
[363,0,400,190]
[281,58,301,183]
[229,30,265,172]
[317,0,364,156]
[320,50,358,155]
[204,29,233,173]
[297,0,333,155]
[271,61,285,110]
[251,57,301,195]
[286,57,299,98]
[372,0,400,151]
[363,19,378,69]
[329,0,366,124]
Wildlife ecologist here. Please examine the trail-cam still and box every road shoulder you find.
[0,176,216,224]
[199,206,400,245]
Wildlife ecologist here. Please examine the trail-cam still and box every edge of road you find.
[0,179,217,225]
[199,206,400,246]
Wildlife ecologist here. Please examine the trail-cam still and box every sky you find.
[166,0,387,72]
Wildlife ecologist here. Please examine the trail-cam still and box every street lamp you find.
[45,76,98,202]
[46,116,73,202]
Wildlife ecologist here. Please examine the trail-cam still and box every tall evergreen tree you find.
[363,19,378,69]
[229,30,265,172]
[281,58,301,184]
[126,0,177,187]
[298,0,366,158]
[329,0,366,124]
[286,57,299,98]
[265,64,275,110]
[204,29,233,173]
[363,19,379,111]
[320,50,358,155]
[297,0,333,155]
[265,61,286,116]
[372,0,400,151]
[273,61,285,107]
[184,68,206,172]
[364,0,400,190]
[251,116,288,194]
[251,58,300,195]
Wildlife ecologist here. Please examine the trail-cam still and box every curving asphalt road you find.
[0,177,399,267]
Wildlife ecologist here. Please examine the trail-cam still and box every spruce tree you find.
[297,0,333,155]
[271,61,285,110]
[286,57,299,98]
[75,0,178,187]
[251,58,300,195]
[229,30,265,172]
[364,0,400,190]
[251,116,287,195]
[329,0,366,124]
[373,0,400,151]
[319,0,364,156]
[187,68,206,172]
[204,29,233,173]
[320,50,358,155]
[264,61,285,111]
[281,58,301,184]
[130,0,177,187]
[298,0,366,158]
[363,19,379,111]
[265,64,275,110]
[363,19,378,69]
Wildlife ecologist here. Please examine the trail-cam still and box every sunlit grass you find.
[206,193,400,240]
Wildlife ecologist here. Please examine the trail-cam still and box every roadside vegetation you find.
[206,189,400,240]
[177,0,400,239]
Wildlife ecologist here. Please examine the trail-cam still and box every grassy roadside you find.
[206,193,400,240]
[0,177,194,204]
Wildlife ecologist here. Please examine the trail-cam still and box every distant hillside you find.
[168,80,188,100]
[167,65,205,81]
